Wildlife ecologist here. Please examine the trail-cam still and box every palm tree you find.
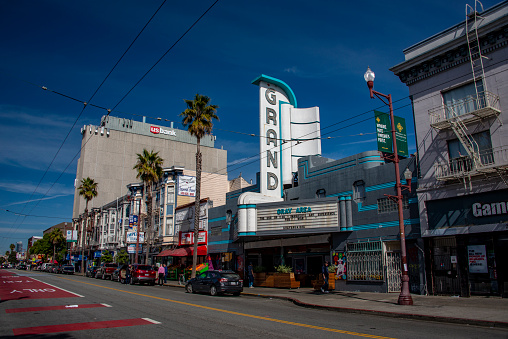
[78,177,98,274]
[133,149,163,264]
[180,94,219,278]
[9,243,15,253]
[48,228,65,264]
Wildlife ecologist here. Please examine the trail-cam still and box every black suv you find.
[186,270,243,296]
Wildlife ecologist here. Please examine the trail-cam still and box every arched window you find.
[353,180,365,203]
[316,189,326,198]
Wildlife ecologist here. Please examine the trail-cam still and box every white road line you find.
[29,276,85,297]
[142,318,161,324]
[101,303,112,307]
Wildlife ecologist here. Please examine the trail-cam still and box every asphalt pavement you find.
[163,281,508,329]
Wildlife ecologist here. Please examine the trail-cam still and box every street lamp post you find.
[364,67,413,306]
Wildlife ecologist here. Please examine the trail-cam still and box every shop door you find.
[306,256,323,278]
[386,252,401,293]
[432,237,461,295]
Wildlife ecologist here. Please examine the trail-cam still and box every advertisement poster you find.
[332,252,347,280]
[66,230,78,242]
[179,231,207,246]
[468,245,488,273]
[126,232,145,243]
[127,244,143,254]
[178,175,196,197]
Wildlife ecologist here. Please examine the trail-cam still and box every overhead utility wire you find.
[106,0,220,115]
[0,1,168,248]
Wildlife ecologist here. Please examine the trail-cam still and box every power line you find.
[0,208,69,220]
[0,1,169,248]
[106,0,221,116]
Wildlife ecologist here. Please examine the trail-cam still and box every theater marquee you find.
[257,200,339,233]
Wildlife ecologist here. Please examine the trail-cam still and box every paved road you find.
[1,270,507,338]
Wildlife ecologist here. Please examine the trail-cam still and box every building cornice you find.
[391,25,508,86]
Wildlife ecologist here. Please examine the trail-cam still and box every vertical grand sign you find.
[257,82,287,198]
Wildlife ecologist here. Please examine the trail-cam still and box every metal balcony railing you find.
[434,146,508,180]
[429,91,501,129]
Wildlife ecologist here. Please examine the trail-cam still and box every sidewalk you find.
[164,281,508,328]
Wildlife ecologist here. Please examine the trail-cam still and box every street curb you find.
[240,292,508,329]
[163,283,508,329]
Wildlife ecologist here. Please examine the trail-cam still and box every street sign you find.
[374,111,408,157]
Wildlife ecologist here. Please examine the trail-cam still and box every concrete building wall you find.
[73,116,228,218]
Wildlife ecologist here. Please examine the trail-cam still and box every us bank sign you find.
[252,75,321,198]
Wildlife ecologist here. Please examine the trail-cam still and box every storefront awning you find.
[155,249,174,257]
[156,246,207,257]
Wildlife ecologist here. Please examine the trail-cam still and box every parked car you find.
[60,265,75,274]
[85,266,98,278]
[185,270,243,296]
[95,263,118,280]
[129,264,156,285]
[43,263,56,272]
[112,264,129,283]
[16,264,27,270]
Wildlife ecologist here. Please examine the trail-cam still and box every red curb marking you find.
[6,303,109,313]
[13,318,158,335]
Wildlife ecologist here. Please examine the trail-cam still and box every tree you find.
[8,251,18,265]
[78,177,98,273]
[133,149,163,264]
[30,234,52,262]
[101,251,113,263]
[180,94,219,278]
[48,228,65,263]
[114,249,129,265]
[9,243,15,252]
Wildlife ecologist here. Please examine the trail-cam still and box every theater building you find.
[207,75,423,294]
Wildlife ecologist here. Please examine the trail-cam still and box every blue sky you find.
[0,0,501,252]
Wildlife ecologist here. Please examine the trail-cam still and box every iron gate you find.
[386,251,401,293]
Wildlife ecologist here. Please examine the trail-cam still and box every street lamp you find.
[364,67,413,306]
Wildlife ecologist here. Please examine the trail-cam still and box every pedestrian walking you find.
[163,264,168,284]
[125,265,132,284]
[247,262,254,288]
[158,264,165,286]
[321,261,329,293]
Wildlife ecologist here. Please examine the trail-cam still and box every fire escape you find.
[428,0,506,189]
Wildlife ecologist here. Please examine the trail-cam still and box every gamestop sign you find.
[150,126,176,136]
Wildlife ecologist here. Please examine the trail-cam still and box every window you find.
[353,180,365,203]
[377,197,408,213]
[167,186,175,204]
[442,80,484,118]
[165,217,173,236]
[316,189,326,198]
[447,130,493,170]
[226,210,232,226]
[347,241,383,281]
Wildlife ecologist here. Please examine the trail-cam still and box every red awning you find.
[156,246,207,257]
[155,249,173,257]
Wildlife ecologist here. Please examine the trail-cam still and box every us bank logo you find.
[150,126,176,136]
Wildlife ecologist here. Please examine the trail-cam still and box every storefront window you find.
[347,241,383,281]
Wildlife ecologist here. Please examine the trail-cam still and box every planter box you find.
[312,276,335,290]
[254,272,300,288]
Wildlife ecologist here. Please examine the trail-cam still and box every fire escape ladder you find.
[466,1,487,95]
[448,104,482,169]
